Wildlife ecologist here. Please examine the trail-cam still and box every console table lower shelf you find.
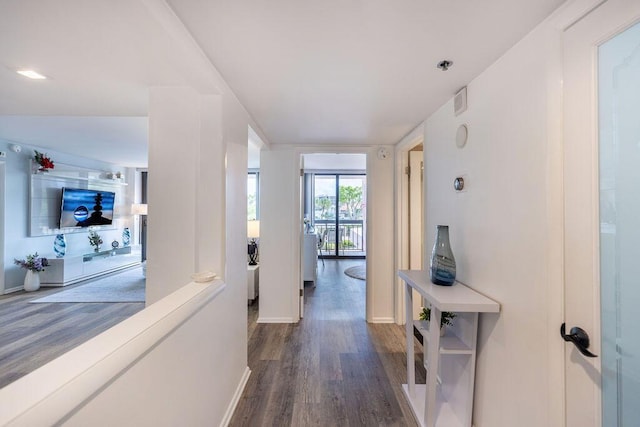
[402,385,465,427]
[398,270,500,427]
[40,246,140,287]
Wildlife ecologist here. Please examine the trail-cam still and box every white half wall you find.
[422,19,564,427]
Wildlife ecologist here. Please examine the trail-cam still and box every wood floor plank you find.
[230,259,422,427]
[0,277,144,389]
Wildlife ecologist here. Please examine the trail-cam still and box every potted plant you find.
[33,150,55,172]
[88,230,103,252]
[419,306,456,336]
[14,252,49,292]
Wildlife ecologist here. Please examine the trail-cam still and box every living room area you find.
[0,117,149,387]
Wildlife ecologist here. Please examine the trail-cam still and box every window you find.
[248,172,259,220]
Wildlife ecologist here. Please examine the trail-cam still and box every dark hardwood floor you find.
[0,277,144,388]
[231,259,425,426]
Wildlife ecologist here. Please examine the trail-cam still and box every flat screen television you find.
[59,187,115,228]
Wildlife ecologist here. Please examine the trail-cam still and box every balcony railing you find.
[314,219,365,256]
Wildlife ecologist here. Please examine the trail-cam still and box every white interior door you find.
[564,1,640,425]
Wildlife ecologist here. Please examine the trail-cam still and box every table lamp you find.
[247,220,260,265]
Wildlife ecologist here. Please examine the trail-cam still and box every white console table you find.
[40,246,140,287]
[398,270,500,427]
[302,233,318,284]
[247,264,259,302]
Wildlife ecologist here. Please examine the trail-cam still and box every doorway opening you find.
[300,153,367,319]
[394,133,425,324]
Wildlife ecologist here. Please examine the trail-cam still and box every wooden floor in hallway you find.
[230,259,425,427]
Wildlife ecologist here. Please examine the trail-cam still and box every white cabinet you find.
[40,247,140,286]
[302,233,318,283]
[248,265,259,302]
[398,270,500,427]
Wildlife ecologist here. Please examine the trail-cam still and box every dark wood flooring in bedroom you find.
[0,279,144,388]
[230,259,425,427]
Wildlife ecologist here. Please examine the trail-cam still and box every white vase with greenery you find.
[14,252,49,292]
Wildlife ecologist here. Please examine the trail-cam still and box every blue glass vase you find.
[122,228,131,246]
[54,234,66,258]
[429,225,456,286]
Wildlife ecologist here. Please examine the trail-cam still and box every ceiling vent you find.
[454,87,467,116]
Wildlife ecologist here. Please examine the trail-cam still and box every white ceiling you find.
[0,116,148,168]
[168,0,565,146]
[0,0,565,166]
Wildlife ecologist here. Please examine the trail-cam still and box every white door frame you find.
[0,161,5,294]
[394,124,425,324]
[562,1,640,425]
[297,148,370,320]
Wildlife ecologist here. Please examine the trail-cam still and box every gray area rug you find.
[30,268,145,303]
[344,265,366,281]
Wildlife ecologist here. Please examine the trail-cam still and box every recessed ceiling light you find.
[16,69,47,79]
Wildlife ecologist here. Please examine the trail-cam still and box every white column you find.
[259,148,301,322]
[147,87,225,304]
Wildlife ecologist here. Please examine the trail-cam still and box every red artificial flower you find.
[34,150,55,170]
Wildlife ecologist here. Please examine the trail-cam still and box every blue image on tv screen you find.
[59,188,115,227]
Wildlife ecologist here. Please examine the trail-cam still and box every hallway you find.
[231,259,425,426]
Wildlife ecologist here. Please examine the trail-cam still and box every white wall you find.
[259,148,300,322]
[259,146,396,323]
[366,146,395,322]
[303,153,366,170]
[422,20,564,427]
[147,87,202,302]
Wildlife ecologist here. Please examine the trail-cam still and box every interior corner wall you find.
[423,22,564,427]
[258,148,300,322]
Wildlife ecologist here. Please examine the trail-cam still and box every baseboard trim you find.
[3,285,23,294]
[220,366,251,427]
[371,317,395,324]
[257,317,298,323]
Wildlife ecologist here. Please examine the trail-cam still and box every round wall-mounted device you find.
[377,147,390,160]
[456,124,468,148]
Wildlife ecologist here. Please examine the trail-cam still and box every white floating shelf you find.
[32,172,127,186]
[399,270,500,313]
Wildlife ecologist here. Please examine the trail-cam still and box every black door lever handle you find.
[560,323,597,358]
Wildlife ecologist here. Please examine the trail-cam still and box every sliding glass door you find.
[313,174,366,258]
